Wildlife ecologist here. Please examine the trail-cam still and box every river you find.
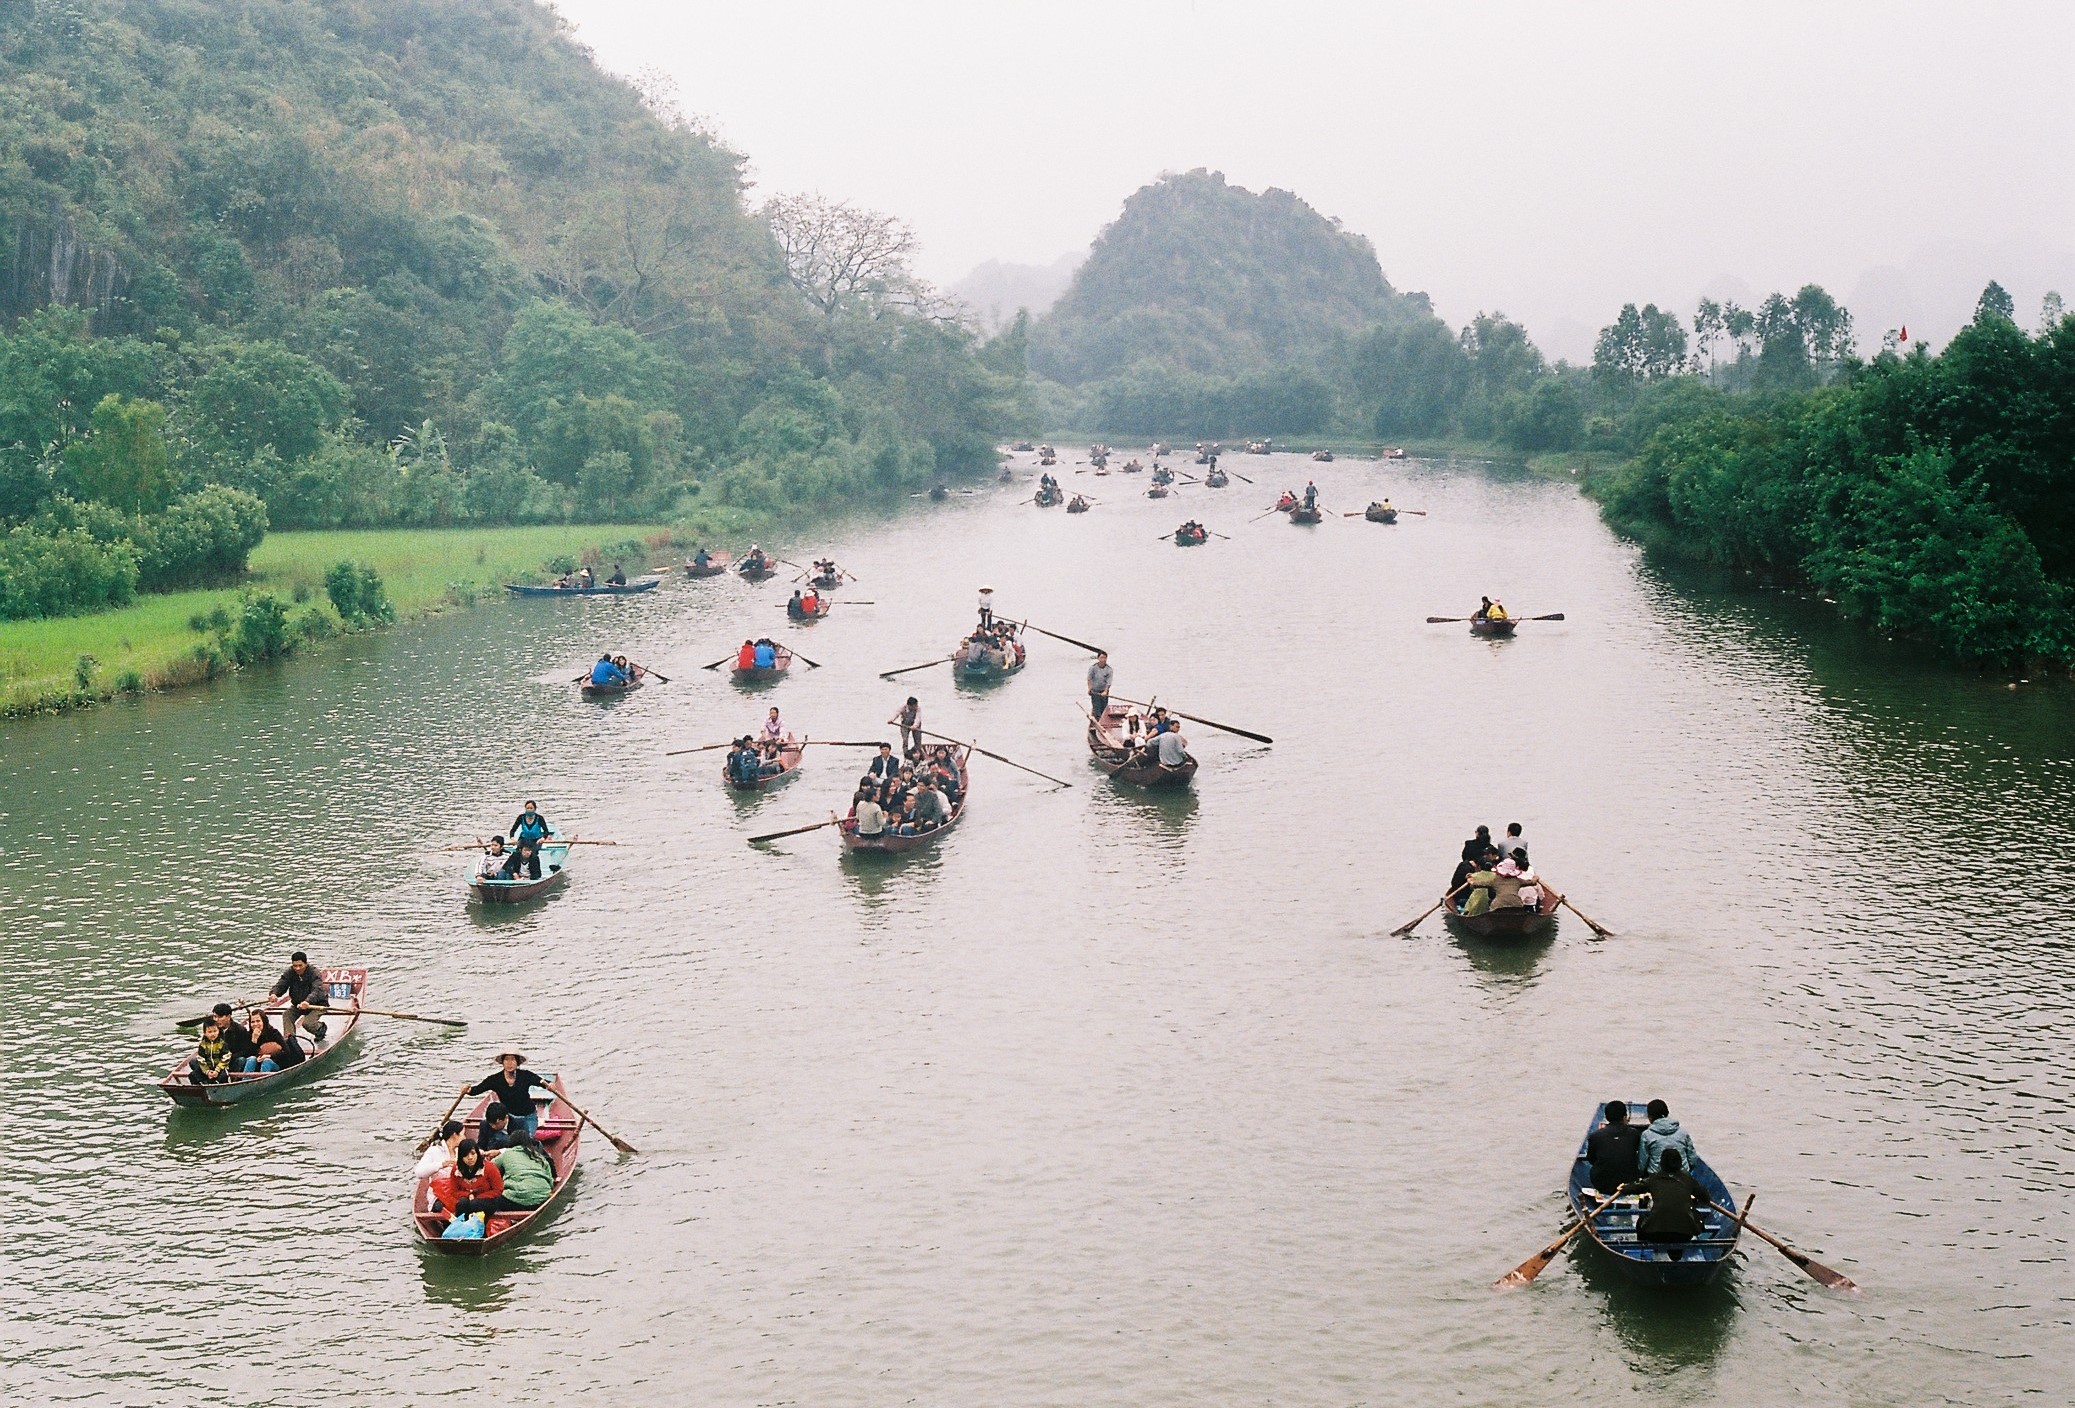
[3,452,2069,1406]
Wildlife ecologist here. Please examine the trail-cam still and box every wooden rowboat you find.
[1364,504,1399,524]
[1066,496,1091,513]
[737,558,779,582]
[1146,485,1170,499]
[469,832,572,904]
[413,1076,583,1255]
[928,485,949,501]
[685,552,731,579]
[1470,617,1518,638]
[1035,485,1065,507]
[731,645,793,684]
[1172,526,1207,546]
[578,671,644,700]
[1087,707,1197,788]
[1204,470,1229,487]
[785,598,833,621]
[1312,449,1335,461]
[725,737,805,792]
[1444,886,1556,939]
[951,635,1025,682]
[1288,505,1324,524]
[158,967,369,1107]
[839,749,971,853]
[505,577,659,597]
[1567,1103,1742,1286]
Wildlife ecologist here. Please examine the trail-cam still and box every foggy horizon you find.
[557,0,2075,359]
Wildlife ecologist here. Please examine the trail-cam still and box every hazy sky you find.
[555,1,2075,358]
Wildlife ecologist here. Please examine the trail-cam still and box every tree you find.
[2041,291,2066,333]
[1693,298,1726,379]
[1592,304,1687,382]
[1975,280,2016,324]
[764,194,926,372]
[1349,318,1469,435]
[60,395,173,514]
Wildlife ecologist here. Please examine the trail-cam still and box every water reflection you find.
[1088,781,1200,847]
[1575,1245,1743,1373]
[1446,921,1558,983]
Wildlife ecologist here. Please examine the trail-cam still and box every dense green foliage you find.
[1028,170,1429,432]
[1594,299,2075,666]
[0,0,1016,620]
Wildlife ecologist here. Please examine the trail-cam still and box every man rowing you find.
[1301,480,1319,512]
[269,950,331,1043]
[463,1051,552,1140]
[607,563,626,586]
[890,696,922,755]
[691,546,712,570]
[590,654,629,688]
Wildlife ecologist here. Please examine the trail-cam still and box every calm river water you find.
[3,452,2070,1406]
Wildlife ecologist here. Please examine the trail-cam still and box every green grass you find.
[0,524,675,717]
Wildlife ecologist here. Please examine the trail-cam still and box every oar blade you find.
[1494,1226,1576,1290]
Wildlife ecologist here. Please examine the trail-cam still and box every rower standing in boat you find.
[1087,651,1113,718]
[890,696,922,756]
[1302,481,1319,512]
[463,1051,553,1139]
[510,800,552,846]
[269,951,331,1043]
[977,585,996,629]
[761,706,787,745]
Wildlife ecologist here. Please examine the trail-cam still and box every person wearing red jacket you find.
[432,1140,514,1226]
[736,639,757,670]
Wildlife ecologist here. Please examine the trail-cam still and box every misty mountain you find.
[1027,169,1430,386]
[948,252,1082,333]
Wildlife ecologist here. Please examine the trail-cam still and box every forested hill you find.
[1028,169,1429,385]
[0,0,1016,606]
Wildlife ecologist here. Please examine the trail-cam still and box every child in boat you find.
[188,1017,233,1085]
[477,837,509,881]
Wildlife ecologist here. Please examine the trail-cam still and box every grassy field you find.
[0,524,675,717]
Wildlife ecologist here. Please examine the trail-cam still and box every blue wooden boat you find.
[505,576,660,597]
[468,829,573,904]
[1567,1102,1743,1286]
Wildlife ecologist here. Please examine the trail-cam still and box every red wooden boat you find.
[412,1076,582,1255]
[737,556,779,582]
[838,748,971,853]
[158,968,368,1107]
[1086,706,1198,788]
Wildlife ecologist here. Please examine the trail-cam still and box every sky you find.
[554,0,2075,359]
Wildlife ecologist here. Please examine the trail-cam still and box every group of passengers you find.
[847,742,964,836]
[185,952,334,1083]
[550,563,629,590]
[1471,596,1511,623]
[475,800,554,883]
[588,653,643,688]
[726,709,795,784]
[1584,1098,1711,1242]
[786,588,824,620]
[965,588,1024,671]
[1117,707,1191,771]
[1447,823,1542,915]
[734,637,781,671]
[412,1052,560,1240]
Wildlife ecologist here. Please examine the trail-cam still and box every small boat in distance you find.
[413,1075,583,1255]
[952,630,1025,682]
[725,737,806,792]
[1364,502,1399,524]
[1470,616,1518,638]
[1066,494,1091,513]
[1172,522,1207,546]
[732,643,793,684]
[1312,449,1335,461]
[505,576,660,597]
[1567,1103,1742,1286]
[1288,504,1324,524]
[158,967,369,1108]
[684,550,731,578]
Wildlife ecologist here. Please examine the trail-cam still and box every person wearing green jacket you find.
[188,1017,234,1085]
[490,1141,556,1209]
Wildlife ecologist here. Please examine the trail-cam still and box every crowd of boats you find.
[155,443,1855,1291]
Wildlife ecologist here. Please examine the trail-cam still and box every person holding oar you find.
[461,1051,552,1140]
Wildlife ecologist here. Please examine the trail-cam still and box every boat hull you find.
[1567,1103,1741,1286]
[1289,506,1323,524]
[469,838,573,904]
[1444,894,1557,939]
[1087,708,1198,788]
[579,677,642,699]
[1470,618,1518,638]
[725,741,805,792]
[159,968,369,1107]
[1365,508,1398,523]
[414,1077,583,1255]
[505,577,659,597]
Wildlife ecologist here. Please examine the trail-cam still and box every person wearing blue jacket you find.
[752,638,777,669]
[590,654,627,687]
[1638,1099,1700,1176]
[509,801,551,845]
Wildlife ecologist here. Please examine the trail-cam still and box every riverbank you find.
[0,523,672,717]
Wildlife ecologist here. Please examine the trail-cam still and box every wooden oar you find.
[629,661,670,684]
[880,655,954,679]
[1110,696,1272,745]
[664,741,732,756]
[416,1090,470,1153]
[1247,505,1285,522]
[1550,890,1614,937]
[701,654,736,670]
[1021,622,1105,655]
[557,839,620,846]
[1495,1186,1628,1289]
[800,740,887,748]
[1425,613,1567,623]
[916,727,1073,790]
[559,1092,638,1155]
[1707,1200,1858,1291]
[748,817,842,844]
[339,1005,467,1028]
[788,649,824,668]
[1226,469,1254,484]
[1391,883,1470,936]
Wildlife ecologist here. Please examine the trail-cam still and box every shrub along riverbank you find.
[0,522,687,717]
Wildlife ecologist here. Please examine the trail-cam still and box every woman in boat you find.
[241,1009,300,1073]
[1457,853,1501,915]
[414,1120,466,1179]
[590,654,628,689]
[463,1053,552,1139]
[852,785,888,838]
[431,1140,505,1228]
[488,1140,556,1213]
[761,707,788,744]
[736,640,757,671]
[509,801,551,845]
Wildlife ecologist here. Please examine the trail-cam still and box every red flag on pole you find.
[1900,325,1908,341]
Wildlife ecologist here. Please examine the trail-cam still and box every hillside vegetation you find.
[0,0,1017,622]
